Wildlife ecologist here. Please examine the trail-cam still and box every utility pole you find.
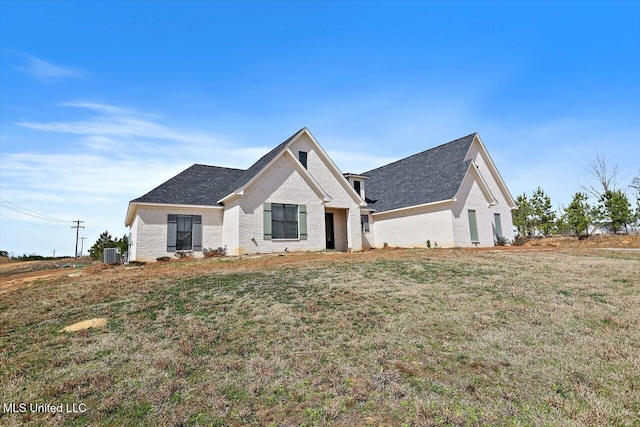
[71,220,85,260]
[79,237,87,257]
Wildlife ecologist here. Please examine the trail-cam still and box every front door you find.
[325,213,335,250]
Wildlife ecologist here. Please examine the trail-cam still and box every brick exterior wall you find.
[372,205,456,248]
[132,205,223,261]
[129,133,513,258]
[236,154,326,255]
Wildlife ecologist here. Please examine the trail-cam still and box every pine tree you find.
[89,231,118,260]
[512,194,532,236]
[599,190,632,234]
[566,193,591,239]
[531,187,556,236]
[555,210,573,235]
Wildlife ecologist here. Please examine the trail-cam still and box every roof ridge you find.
[227,127,308,192]
[192,163,246,171]
[363,133,477,174]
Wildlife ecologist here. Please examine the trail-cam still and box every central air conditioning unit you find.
[103,248,121,265]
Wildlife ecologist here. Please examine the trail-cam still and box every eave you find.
[125,201,224,226]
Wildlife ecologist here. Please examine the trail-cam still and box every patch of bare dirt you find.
[60,318,107,332]
[523,234,640,248]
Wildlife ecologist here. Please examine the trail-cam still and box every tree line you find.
[513,156,638,239]
[88,231,129,260]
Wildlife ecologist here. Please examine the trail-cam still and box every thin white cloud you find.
[16,102,228,147]
[17,53,87,81]
[59,101,161,118]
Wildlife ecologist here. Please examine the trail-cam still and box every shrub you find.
[426,240,431,249]
[511,235,528,246]
[203,246,227,257]
[156,256,172,262]
[175,251,193,259]
[496,236,508,246]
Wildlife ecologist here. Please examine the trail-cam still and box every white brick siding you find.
[130,205,223,261]
[128,131,515,258]
[451,172,495,247]
[222,202,240,255]
[463,141,515,244]
[372,204,456,248]
[237,154,326,254]
[289,135,362,251]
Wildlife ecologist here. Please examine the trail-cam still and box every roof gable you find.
[468,134,516,208]
[363,134,476,212]
[218,128,366,206]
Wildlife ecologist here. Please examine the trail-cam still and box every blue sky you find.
[1,1,639,256]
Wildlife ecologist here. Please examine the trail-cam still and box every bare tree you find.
[630,171,640,224]
[581,152,619,199]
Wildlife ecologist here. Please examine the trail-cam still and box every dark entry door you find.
[325,213,335,250]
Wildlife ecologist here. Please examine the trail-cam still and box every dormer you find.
[343,173,369,201]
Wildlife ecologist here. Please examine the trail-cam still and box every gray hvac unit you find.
[103,248,121,265]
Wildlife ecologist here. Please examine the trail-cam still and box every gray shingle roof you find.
[132,164,245,206]
[362,133,476,212]
[131,128,306,206]
[131,129,477,212]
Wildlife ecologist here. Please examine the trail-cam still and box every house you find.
[587,224,605,235]
[125,128,516,260]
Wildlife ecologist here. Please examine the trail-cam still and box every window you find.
[494,213,503,239]
[176,215,193,250]
[361,214,370,232]
[272,203,299,239]
[167,214,202,252]
[468,210,479,242]
[299,151,308,169]
[353,180,361,196]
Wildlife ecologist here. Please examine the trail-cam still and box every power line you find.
[0,203,68,223]
[0,198,70,223]
[0,214,70,229]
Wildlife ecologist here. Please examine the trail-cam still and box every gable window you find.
[494,213,503,239]
[298,151,308,169]
[361,214,370,232]
[272,203,299,239]
[353,180,361,196]
[167,214,202,252]
[468,210,479,243]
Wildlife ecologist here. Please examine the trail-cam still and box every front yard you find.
[1,247,638,425]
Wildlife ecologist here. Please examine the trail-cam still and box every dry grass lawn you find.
[1,247,638,426]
